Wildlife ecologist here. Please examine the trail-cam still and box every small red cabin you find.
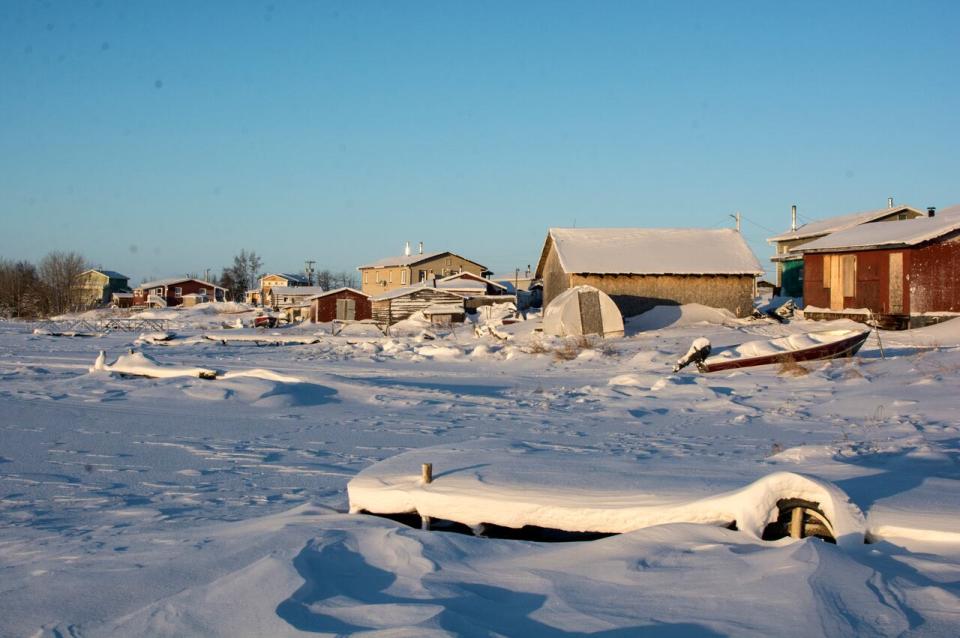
[800,208,960,327]
[310,288,372,323]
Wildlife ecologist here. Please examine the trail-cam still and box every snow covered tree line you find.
[0,251,86,318]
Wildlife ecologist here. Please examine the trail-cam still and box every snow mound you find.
[629,304,738,331]
[348,441,866,547]
[91,350,218,379]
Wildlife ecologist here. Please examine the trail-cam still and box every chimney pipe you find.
[418,241,423,255]
[928,207,936,218]
[888,197,894,208]
[791,205,797,232]
[404,241,411,256]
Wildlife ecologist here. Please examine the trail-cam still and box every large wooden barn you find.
[370,285,465,326]
[535,228,764,317]
[799,206,960,328]
[310,288,372,323]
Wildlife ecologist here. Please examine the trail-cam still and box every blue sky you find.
[1,1,957,283]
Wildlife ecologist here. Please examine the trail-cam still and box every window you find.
[364,272,369,284]
[401,270,408,284]
[198,288,206,295]
[419,270,426,282]
[173,287,182,297]
[388,270,393,283]
[154,287,163,295]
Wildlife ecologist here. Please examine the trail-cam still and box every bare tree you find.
[0,259,45,318]
[38,251,86,315]
[220,249,262,302]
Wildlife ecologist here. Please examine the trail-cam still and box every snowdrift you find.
[348,441,866,548]
[628,303,738,331]
[90,350,218,379]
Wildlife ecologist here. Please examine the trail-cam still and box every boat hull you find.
[700,330,870,373]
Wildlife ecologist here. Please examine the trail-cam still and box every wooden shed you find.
[799,207,960,328]
[310,288,372,323]
[371,285,465,326]
[535,228,764,317]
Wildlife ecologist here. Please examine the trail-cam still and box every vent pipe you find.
[418,241,424,255]
[404,241,411,256]
[791,205,797,232]
[888,197,894,208]
[928,207,936,218]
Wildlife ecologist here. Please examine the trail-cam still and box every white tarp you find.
[542,285,624,338]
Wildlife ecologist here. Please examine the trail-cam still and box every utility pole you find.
[204,267,211,283]
[304,260,316,286]
[730,211,741,232]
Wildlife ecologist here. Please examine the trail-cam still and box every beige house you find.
[535,227,764,318]
[254,273,309,306]
[358,244,487,296]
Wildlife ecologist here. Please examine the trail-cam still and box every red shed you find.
[800,207,960,328]
[310,288,372,323]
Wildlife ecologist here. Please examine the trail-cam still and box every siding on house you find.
[358,252,487,295]
[311,288,372,323]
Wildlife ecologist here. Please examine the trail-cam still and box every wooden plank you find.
[889,252,904,313]
[829,255,843,310]
[842,254,856,298]
[578,290,603,335]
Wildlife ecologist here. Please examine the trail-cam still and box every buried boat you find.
[348,441,868,548]
[348,441,960,548]
[674,328,871,373]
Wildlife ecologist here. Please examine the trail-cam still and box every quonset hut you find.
[535,228,764,317]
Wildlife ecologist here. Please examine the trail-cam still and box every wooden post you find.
[421,463,433,484]
[789,507,804,539]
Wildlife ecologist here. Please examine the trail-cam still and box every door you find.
[578,290,603,336]
[889,252,903,313]
[336,298,357,321]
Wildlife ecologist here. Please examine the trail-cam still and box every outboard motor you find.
[673,337,711,372]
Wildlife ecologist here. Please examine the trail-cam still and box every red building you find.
[310,288,372,323]
[133,278,227,307]
[800,207,960,327]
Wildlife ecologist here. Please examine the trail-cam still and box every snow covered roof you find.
[136,277,223,290]
[81,269,129,280]
[358,252,444,269]
[436,272,508,291]
[767,206,923,242]
[358,251,487,271]
[307,287,369,300]
[371,283,465,302]
[799,214,960,252]
[269,286,325,296]
[537,228,764,276]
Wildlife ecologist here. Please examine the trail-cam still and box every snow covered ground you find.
[1,304,959,636]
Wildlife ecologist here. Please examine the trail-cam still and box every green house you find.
[76,269,131,308]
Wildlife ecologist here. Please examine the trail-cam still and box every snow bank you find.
[629,303,738,331]
[348,442,866,547]
[91,350,218,379]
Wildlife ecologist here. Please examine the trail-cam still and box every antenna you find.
[730,212,741,232]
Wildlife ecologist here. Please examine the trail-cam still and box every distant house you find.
[492,267,536,292]
[435,272,514,312]
[256,273,309,307]
[267,286,325,310]
[370,284,466,326]
[76,269,130,308]
[358,243,488,296]
[133,278,226,307]
[767,201,924,297]
[799,205,960,328]
[535,228,763,318]
[111,292,134,308]
[310,288,372,323]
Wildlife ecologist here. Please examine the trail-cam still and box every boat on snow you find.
[674,328,871,373]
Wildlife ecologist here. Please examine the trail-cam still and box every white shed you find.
[542,285,624,338]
